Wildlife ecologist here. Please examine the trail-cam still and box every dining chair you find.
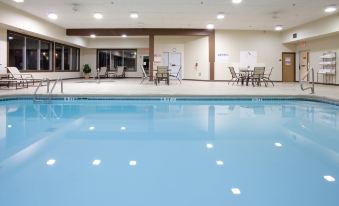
[155,66,169,85]
[228,67,245,85]
[169,66,182,84]
[249,67,266,87]
[262,67,274,86]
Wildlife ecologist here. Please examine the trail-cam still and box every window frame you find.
[96,48,138,72]
[7,30,80,72]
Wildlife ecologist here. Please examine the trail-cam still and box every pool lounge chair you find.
[0,78,28,89]
[7,67,43,86]
[98,67,107,78]
[108,66,126,78]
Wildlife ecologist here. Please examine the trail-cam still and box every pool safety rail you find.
[300,67,315,94]
[34,78,64,101]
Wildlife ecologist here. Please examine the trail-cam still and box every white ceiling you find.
[1,0,339,30]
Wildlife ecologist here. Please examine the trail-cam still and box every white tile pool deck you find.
[0,78,338,101]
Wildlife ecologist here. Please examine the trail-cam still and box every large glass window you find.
[40,41,52,71]
[8,33,25,70]
[8,31,80,72]
[97,49,137,72]
[71,48,79,71]
[123,50,137,71]
[26,37,39,70]
[55,44,63,71]
[64,46,70,71]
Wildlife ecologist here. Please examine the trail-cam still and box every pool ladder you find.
[299,67,315,94]
[34,78,64,102]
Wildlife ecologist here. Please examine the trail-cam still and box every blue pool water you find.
[0,98,338,206]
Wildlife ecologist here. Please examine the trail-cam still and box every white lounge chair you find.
[7,67,42,85]
[108,66,126,78]
[98,67,107,78]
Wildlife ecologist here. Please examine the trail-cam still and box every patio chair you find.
[98,67,107,78]
[108,66,126,78]
[140,65,150,84]
[262,67,274,86]
[228,67,245,85]
[7,67,41,86]
[169,66,182,84]
[249,67,266,87]
[155,66,169,85]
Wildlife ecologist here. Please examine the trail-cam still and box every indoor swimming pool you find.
[0,98,338,206]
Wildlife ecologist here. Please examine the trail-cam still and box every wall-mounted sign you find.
[285,57,292,66]
[154,54,162,63]
[216,52,230,63]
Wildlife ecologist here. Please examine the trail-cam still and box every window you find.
[97,49,137,72]
[55,44,63,71]
[26,37,39,70]
[64,46,70,71]
[7,31,80,72]
[71,48,79,71]
[8,33,25,70]
[40,41,52,71]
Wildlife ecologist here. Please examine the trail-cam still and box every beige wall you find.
[282,14,339,44]
[0,2,87,47]
[0,27,7,73]
[215,30,294,81]
[295,33,339,83]
[184,36,209,80]
[154,36,209,80]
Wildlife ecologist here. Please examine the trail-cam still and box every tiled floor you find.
[0,78,338,101]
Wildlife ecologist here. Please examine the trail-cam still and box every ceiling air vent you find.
[293,33,298,39]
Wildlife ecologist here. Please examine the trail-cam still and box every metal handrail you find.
[49,78,63,95]
[34,79,50,101]
[300,67,315,94]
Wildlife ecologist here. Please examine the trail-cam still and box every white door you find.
[162,52,182,78]
[169,52,181,77]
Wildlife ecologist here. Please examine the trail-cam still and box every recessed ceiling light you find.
[13,0,24,3]
[92,159,101,166]
[231,188,241,195]
[130,12,139,19]
[275,25,283,31]
[325,5,337,13]
[89,126,95,131]
[8,36,14,40]
[216,160,224,166]
[206,24,215,30]
[7,124,12,128]
[48,13,58,20]
[46,159,56,166]
[274,142,283,147]
[121,34,127,38]
[217,13,225,19]
[93,13,103,19]
[206,143,214,149]
[90,34,96,38]
[129,160,137,166]
[232,0,242,4]
[324,175,336,182]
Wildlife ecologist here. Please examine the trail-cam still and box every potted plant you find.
[83,64,91,79]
